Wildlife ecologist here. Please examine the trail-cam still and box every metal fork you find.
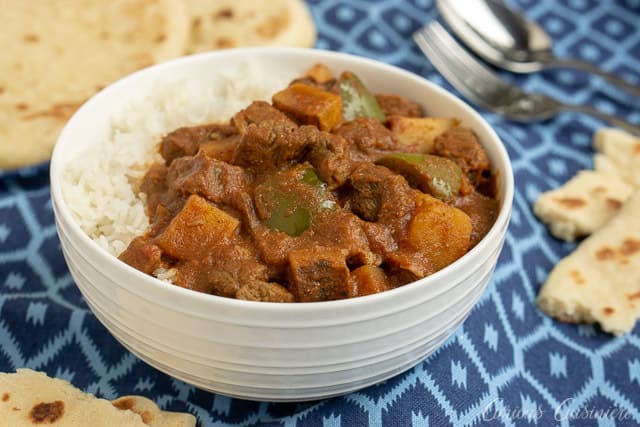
[413,21,640,136]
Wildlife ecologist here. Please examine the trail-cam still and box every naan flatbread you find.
[533,170,633,241]
[537,190,640,335]
[0,0,318,170]
[0,369,196,426]
[184,0,316,53]
[0,0,189,169]
[593,127,640,187]
[534,128,639,242]
[113,395,196,427]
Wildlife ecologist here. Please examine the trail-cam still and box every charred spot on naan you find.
[22,101,85,122]
[595,247,616,261]
[30,400,65,423]
[593,237,640,264]
[628,291,640,305]
[621,238,640,255]
[569,269,585,285]
[113,398,154,424]
[214,8,234,19]
[553,197,586,208]
[606,198,623,210]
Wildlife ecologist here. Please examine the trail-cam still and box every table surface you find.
[1,1,639,426]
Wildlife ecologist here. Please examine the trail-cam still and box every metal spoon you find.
[437,0,640,98]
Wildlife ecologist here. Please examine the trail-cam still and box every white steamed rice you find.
[62,62,297,256]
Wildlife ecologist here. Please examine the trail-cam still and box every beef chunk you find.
[248,225,298,278]
[161,123,235,164]
[333,117,399,159]
[375,94,423,118]
[167,150,248,209]
[345,164,415,225]
[454,191,499,247]
[118,236,162,275]
[287,247,352,302]
[433,127,490,187]
[382,253,427,287]
[232,100,296,134]
[361,221,397,257]
[232,120,308,170]
[173,244,268,297]
[305,130,351,189]
[198,124,239,163]
[140,163,169,216]
[312,210,379,267]
[172,259,239,297]
[346,168,383,222]
[236,280,295,302]
[235,120,351,187]
[147,203,173,236]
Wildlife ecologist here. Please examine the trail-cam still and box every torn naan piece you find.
[112,395,195,427]
[0,369,196,426]
[184,0,316,53]
[593,127,640,187]
[537,190,640,335]
[0,0,190,169]
[533,170,634,241]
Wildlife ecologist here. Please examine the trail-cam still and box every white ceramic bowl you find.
[50,48,513,401]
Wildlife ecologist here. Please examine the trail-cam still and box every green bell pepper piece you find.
[265,197,311,237]
[338,72,386,122]
[376,153,462,201]
[262,167,331,237]
[301,167,322,186]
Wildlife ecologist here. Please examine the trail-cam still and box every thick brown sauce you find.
[119,66,499,302]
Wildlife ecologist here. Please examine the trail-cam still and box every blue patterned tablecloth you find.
[2,1,640,426]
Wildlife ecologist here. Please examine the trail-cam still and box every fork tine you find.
[413,21,514,109]
[425,21,509,89]
[414,21,640,132]
[413,25,474,98]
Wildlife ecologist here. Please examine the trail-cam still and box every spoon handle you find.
[548,57,640,99]
[560,103,640,136]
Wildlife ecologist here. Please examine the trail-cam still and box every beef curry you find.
[119,64,499,302]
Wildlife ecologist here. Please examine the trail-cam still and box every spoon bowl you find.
[413,21,640,135]
[437,0,640,97]
[438,0,551,72]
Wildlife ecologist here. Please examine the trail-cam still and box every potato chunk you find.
[155,194,239,260]
[305,63,333,84]
[407,193,472,271]
[350,265,391,297]
[272,83,343,131]
[388,116,459,153]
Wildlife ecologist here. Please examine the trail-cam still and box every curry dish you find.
[119,64,499,302]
